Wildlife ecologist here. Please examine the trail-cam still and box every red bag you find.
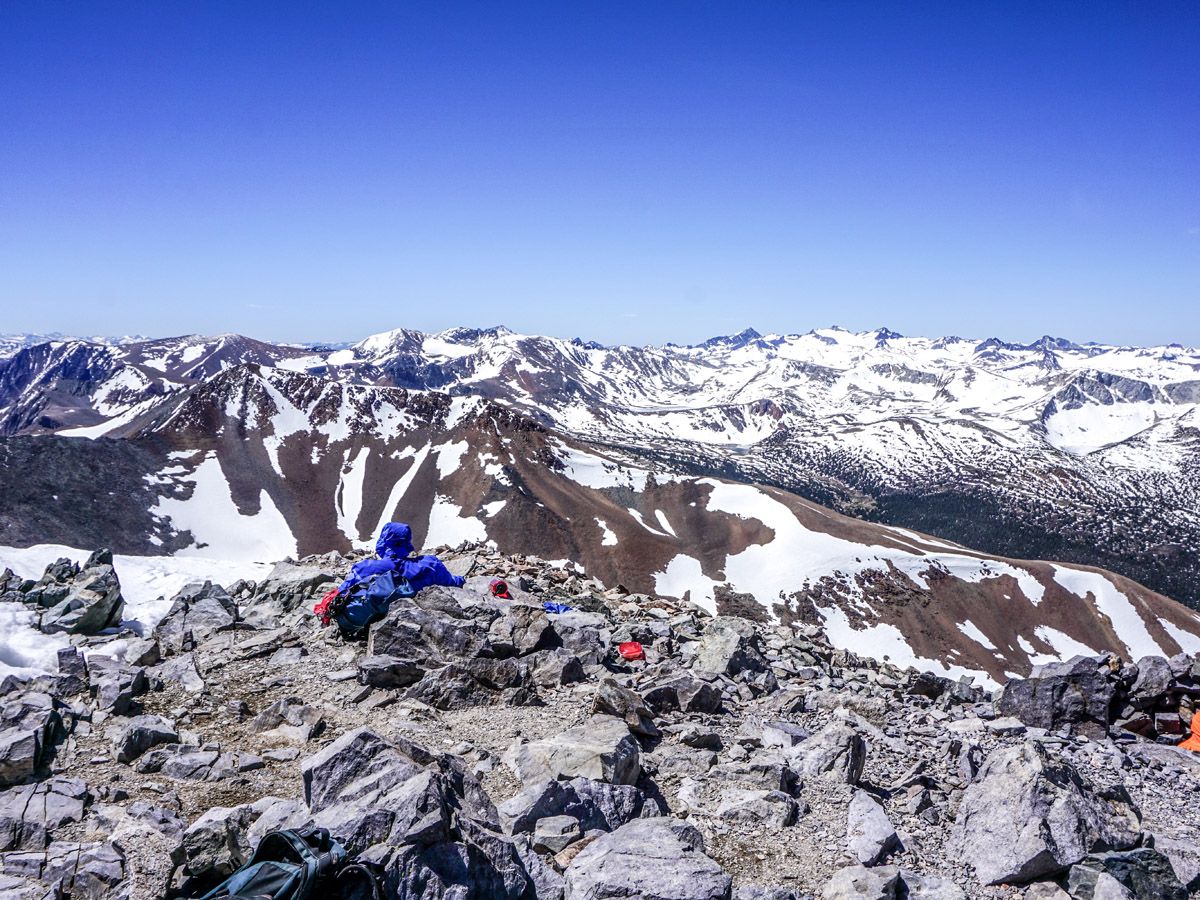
[314,588,340,626]
[618,641,645,661]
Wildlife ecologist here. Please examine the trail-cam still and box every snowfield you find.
[0,544,271,677]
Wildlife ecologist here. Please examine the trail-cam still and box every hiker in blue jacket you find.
[339,522,465,594]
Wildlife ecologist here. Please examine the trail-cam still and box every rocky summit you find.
[1,544,1198,899]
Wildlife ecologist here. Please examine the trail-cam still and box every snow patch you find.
[596,518,618,546]
[152,454,297,563]
[956,620,996,651]
[425,497,490,548]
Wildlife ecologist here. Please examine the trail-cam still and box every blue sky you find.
[1,2,1197,346]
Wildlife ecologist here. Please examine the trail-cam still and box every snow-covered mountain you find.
[2,325,1197,608]
[2,350,1200,685]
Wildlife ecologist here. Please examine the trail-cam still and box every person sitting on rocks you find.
[338,522,465,594]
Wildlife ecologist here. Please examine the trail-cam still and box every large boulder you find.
[1128,657,1175,709]
[0,776,89,851]
[38,561,124,635]
[643,674,723,715]
[693,617,767,676]
[368,590,493,662]
[846,791,899,866]
[563,817,732,900]
[1066,849,1187,900]
[996,656,1116,735]
[592,679,659,738]
[405,657,539,710]
[0,840,126,899]
[0,692,63,786]
[954,742,1140,885]
[107,714,178,763]
[154,581,237,655]
[821,866,965,900]
[498,776,660,834]
[786,722,866,784]
[249,697,325,743]
[505,715,641,786]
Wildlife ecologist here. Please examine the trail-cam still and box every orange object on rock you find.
[1181,715,1200,753]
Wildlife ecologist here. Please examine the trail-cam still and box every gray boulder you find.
[715,788,799,827]
[182,803,259,881]
[1154,836,1200,893]
[498,776,660,834]
[693,617,767,676]
[592,678,659,738]
[357,653,425,689]
[996,655,1115,735]
[563,817,732,900]
[1128,657,1174,709]
[642,674,723,715]
[1066,849,1187,900]
[533,815,581,853]
[0,691,63,786]
[154,581,237,655]
[787,722,866,784]
[38,563,124,635]
[249,697,325,743]
[846,791,899,866]
[954,742,1140,885]
[820,866,964,900]
[821,866,902,899]
[404,657,540,710]
[0,776,89,851]
[107,714,178,763]
[5,840,127,900]
[506,715,641,786]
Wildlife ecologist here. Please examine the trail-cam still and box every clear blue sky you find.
[1,2,1197,346]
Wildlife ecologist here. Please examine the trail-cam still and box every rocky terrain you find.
[2,545,1198,899]
[2,325,1197,608]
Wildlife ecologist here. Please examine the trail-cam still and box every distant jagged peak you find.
[694,327,763,349]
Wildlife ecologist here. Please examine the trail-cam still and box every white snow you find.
[336,447,371,545]
[956,620,997,651]
[596,518,618,546]
[0,543,271,675]
[152,454,298,563]
[1043,403,1161,455]
[654,510,678,537]
[1162,619,1200,655]
[819,604,997,688]
[653,554,719,614]
[374,445,431,536]
[435,441,470,478]
[482,500,506,518]
[1031,626,1101,664]
[557,445,649,492]
[1051,565,1166,660]
[425,496,490,548]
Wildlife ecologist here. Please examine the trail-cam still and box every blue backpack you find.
[330,570,417,638]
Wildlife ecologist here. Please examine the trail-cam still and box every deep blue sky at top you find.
[1,2,1197,346]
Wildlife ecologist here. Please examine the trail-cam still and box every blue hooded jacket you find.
[338,522,465,594]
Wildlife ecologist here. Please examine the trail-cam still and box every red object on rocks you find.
[618,641,646,661]
[314,588,340,626]
[490,578,512,600]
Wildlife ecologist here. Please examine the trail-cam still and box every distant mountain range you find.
[2,325,1197,608]
[1,326,1198,684]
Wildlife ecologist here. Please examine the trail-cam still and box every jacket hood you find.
[376,522,414,560]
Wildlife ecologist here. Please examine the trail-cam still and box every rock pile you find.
[0,542,1197,899]
[997,652,1200,744]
